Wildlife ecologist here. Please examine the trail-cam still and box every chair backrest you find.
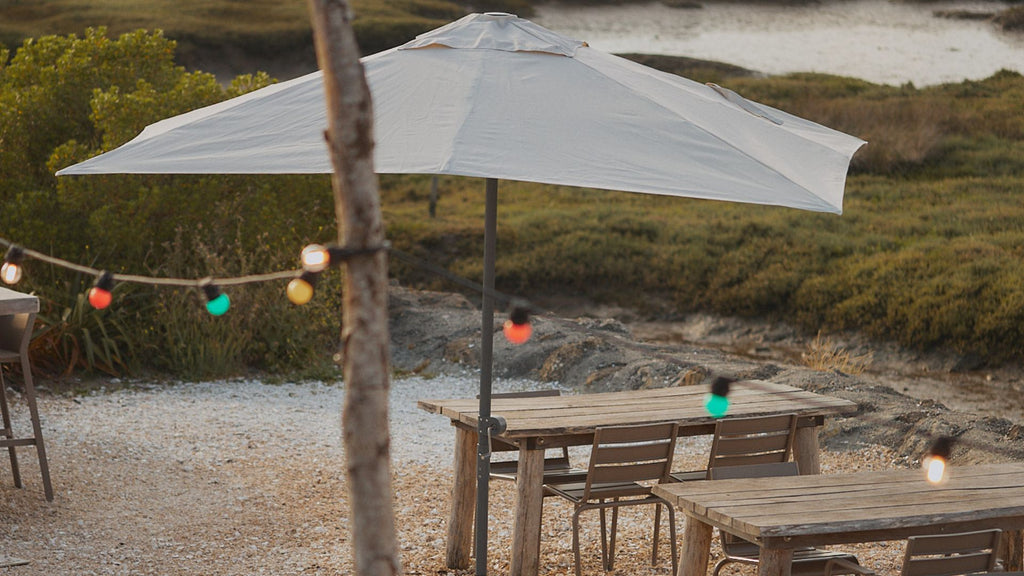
[708,461,800,480]
[706,413,798,476]
[901,529,1002,576]
[709,461,800,552]
[583,421,678,501]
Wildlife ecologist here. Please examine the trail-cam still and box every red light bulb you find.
[88,287,113,309]
[503,319,532,344]
[88,271,115,310]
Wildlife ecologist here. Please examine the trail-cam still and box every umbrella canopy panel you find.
[58,13,864,215]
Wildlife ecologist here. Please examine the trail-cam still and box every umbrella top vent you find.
[399,12,586,57]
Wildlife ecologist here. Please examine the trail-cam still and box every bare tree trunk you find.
[306,1,399,575]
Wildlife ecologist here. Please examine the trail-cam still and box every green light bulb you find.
[206,293,230,316]
[705,393,730,418]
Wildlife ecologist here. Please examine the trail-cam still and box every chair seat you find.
[544,480,659,503]
[669,469,707,482]
[717,546,866,576]
[490,458,588,484]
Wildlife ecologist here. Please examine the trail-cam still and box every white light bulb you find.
[924,456,948,485]
[301,244,330,273]
[1,262,22,285]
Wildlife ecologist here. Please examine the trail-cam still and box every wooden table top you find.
[0,286,38,315]
[418,380,857,442]
[654,462,1024,549]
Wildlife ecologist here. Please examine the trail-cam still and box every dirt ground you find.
[1,285,1021,575]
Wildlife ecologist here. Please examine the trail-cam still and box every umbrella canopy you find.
[57,13,866,575]
[58,12,863,215]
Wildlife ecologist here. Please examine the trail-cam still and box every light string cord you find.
[1,237,1014,463]
[0,237,299,287]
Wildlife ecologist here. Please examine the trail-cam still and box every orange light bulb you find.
[503,319,532,344]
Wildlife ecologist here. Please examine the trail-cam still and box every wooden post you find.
[758,548,794,576]
[305,1,398,575]
[447,426,477,568]
[509,447,545,576]
[677,516,713,576]
[1003,529,1023,572]
[793,425,821,475]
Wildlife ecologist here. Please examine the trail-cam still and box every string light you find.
[301,244,331,273]
[201,281,231,316]
[923,436,954,485]
[0,238,1019,465]
[502,299,533,344]
[705,376,733,418]
[286,271,319,305]
[88,271,115,309]
[2,245,25,285]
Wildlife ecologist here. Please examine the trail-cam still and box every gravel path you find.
[1,376,909,575]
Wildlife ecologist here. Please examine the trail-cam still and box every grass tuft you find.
[801,331,873,375]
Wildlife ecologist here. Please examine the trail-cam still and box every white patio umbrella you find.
[57,12,866,574]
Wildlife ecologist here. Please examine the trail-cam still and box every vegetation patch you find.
[2,14,1024,378]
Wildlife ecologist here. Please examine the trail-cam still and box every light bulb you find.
[1,261,22,285]
[704,393,730,418]
[924,456,948,485]
[88,271,115,309]
[301,244,330,273]
[923,436,953,485]
[705,376,734,418]
[503,319,532,344]
[202,282,230,316]
[287,271,318,305]
[2,246,25,285]
[503,299,533,344]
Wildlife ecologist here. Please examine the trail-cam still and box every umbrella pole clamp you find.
[478,415,508,460]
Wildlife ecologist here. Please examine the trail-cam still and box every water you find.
[534,0,1024,86]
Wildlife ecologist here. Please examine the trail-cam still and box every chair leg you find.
[608,503,619,571]
[0,370,22,488]
[712,557,732,576]
[20,358,52,501]
[666,502,678,575]
[653,501,662,566]
[573,507,584,576]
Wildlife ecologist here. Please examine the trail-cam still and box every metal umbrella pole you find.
[475,177,504,575]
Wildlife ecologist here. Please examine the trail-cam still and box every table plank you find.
[419,381,857,440]
[0,287,38,315]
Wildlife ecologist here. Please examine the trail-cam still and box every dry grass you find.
[802,331,874,375]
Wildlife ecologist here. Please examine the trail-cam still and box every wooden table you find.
[418,380,858,576]
[653,462,1024,576]
[0,286,52,501]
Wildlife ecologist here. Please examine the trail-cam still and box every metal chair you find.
[0,310,53,501]
[670,412,798,482]
[545,421,679,576]
[901,529,1003,576]
[487,390,587,487]
[824,528,1022,576]
[711,462,871,576]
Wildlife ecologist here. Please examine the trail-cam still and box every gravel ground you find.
[0,375,917,575]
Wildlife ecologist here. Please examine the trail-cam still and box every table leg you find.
[447,426,477,569]
[678,516,713,576]
[793,426,821,475]
[1003,529,1022,572]
[509,446,544,576]
[758,548,794,576]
